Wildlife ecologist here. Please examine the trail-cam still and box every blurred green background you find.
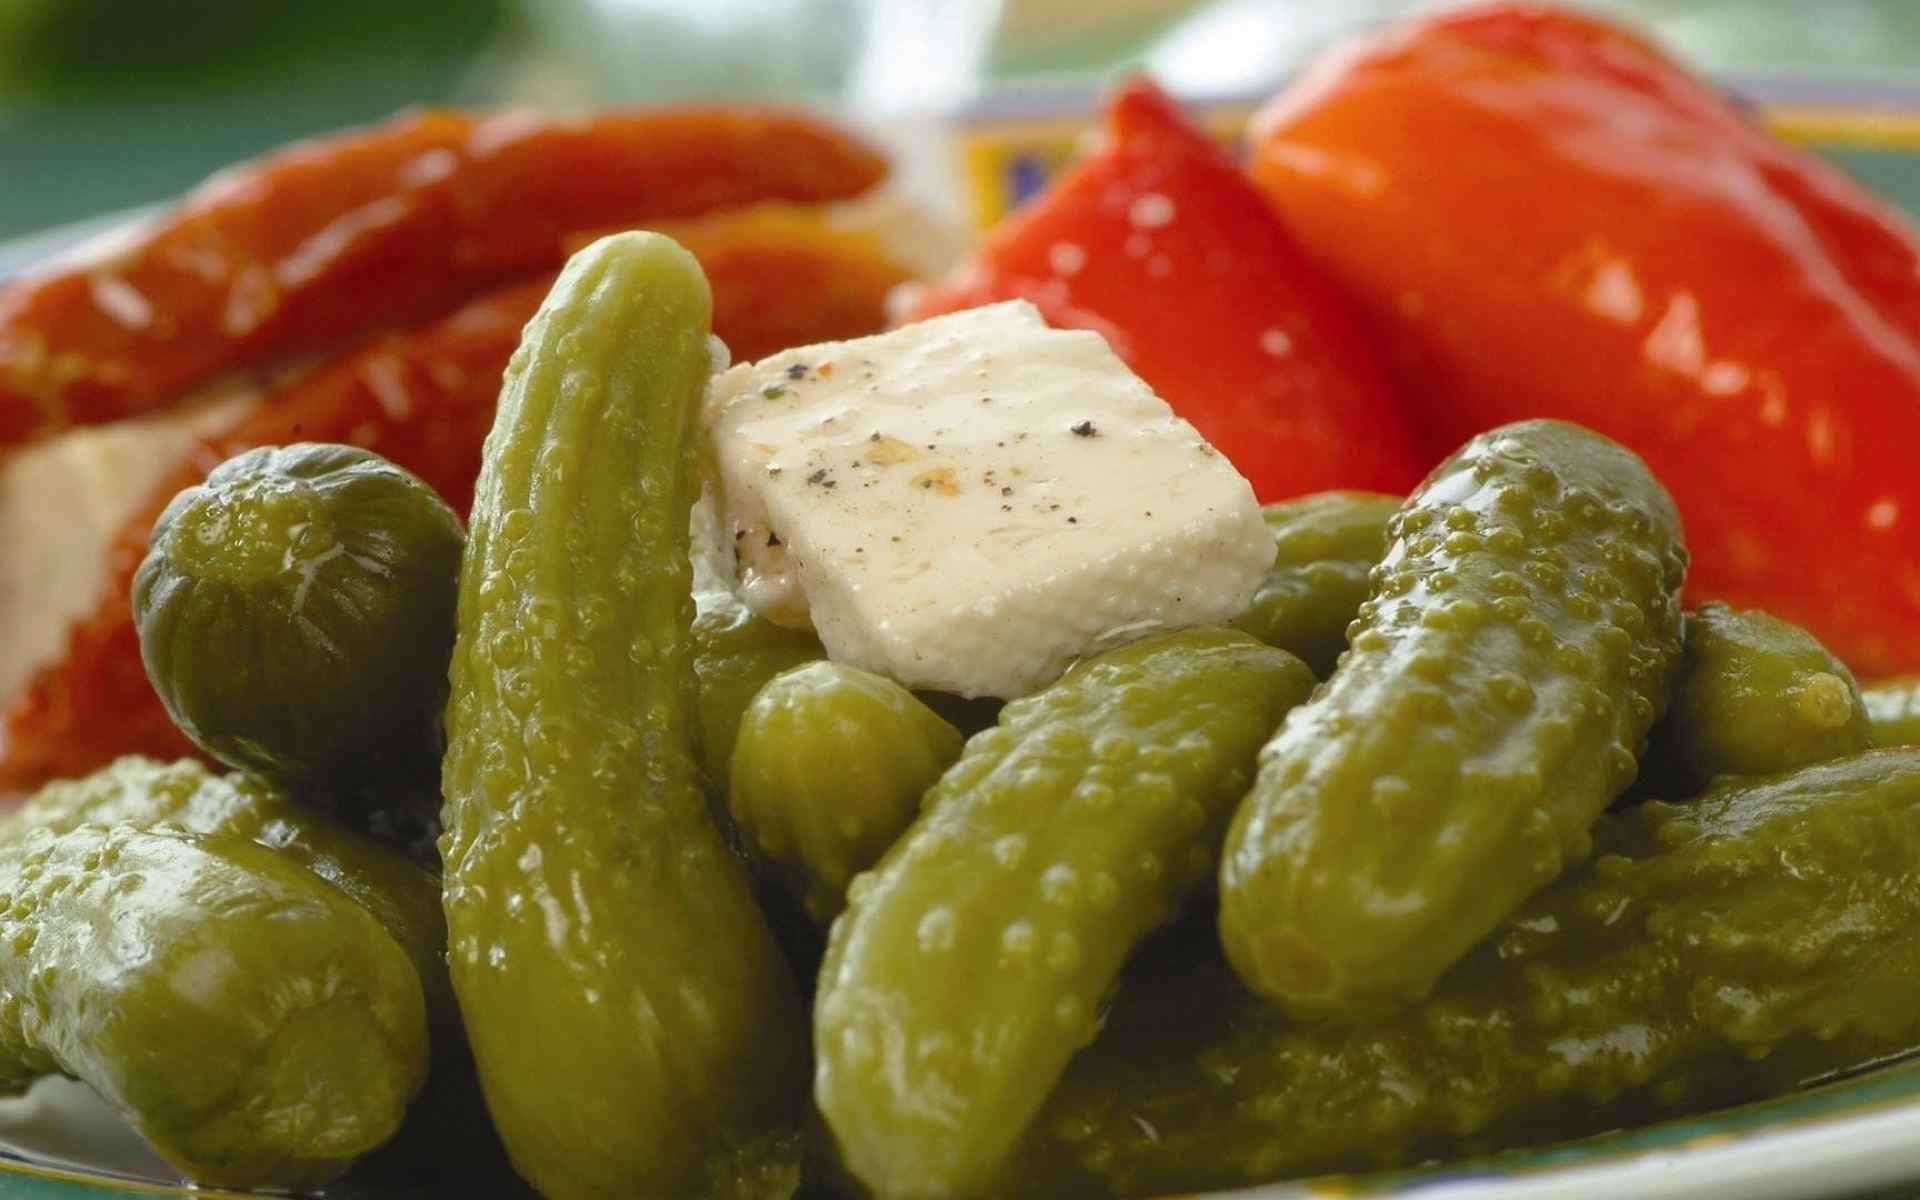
[5,0,1920,244]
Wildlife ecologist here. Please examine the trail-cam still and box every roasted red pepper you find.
[0,106,886,448]
[1250,2,1920,674]
[910,79,1423,503]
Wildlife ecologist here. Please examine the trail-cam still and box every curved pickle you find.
[1230,491,1401,676]
[0,756,453,1045]
[999,747,1920,1198]
[1638,601,1869,795]
[0,824,426,1190]
[440,232,808,1200]
[729,660,962,923]
[814,628,1316,1200]
[1220,419,1687,1017]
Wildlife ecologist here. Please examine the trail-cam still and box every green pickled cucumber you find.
[1638,602,1869,795]
[1864,675,1920,747]
[997,748,1920,1198]
[1,756,454,1048]
[1230,491,1401,676]
[694,590,824,797]
[441,232,808,1200]
[729,661,962,922]
[1220,419,1687,1017]
[0,823,427,1189]
[132,442,463,800]
[814,629,1317,1200]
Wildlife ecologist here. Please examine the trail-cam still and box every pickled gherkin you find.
[1638,602,1869,794]
[1220,419,1687,1017]
[1230,491,1401,676]
[0,823,427,1190]
[996,748,1920,1198]
[729,660,962,922]
[0,756,454,1048]
[1864,675,1920,747]
[814,629,1317,1200]
[132,442,463,799]
[440,233,809,1200]
[693,589,824,798]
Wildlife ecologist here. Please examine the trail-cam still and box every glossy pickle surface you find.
[1000,748,1920,1198]
[1220,419,1688,1017]
[439,232,808,1200]
[814,629,1317,1200]
[0,823,427,1190]
[1230,490,1402,676]
[729,660,963,923]
[1638,601,1869,795]
[692,591,825,799]
[1,756,455,1048]
[131,441,463,798]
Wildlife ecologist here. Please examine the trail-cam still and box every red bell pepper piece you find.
[1250,3,1920,675]
[909,79,1423,503]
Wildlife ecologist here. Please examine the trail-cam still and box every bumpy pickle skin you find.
[0,756,455,1049]
[1230,490,1401,676]
[440,232,809,1200]
[1220,419,1687,1017]
[0,824,427,1190]
[729,660,963,922]
[1638,602,1869,795]
[997,747,1920,1199]
[814,628,1317,1200]
[131,442,464,799]
[1863,675,1920,747]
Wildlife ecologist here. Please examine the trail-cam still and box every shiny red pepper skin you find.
[1251,3,1920,675]
[910,79,1423,503]
[0,107,886,449]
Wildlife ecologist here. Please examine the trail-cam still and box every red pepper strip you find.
[0,208,924,791]
[908,78,1423,503]
[1249,3,1920,674]
[0,106,887,448]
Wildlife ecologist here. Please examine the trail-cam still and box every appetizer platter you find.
[4,5,1920,1199]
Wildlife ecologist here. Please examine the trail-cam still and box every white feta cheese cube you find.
[703,300,1272,699]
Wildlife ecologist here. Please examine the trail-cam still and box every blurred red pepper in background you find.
[911,79,1423,503]
[1250,2,1920,675]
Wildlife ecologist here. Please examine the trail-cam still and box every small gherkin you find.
[439,232,808,1200]
[1230,490,1402,676]
[1220,419,1688,1019]
[1636,601,1869,796]
[997,748,1920,1198]
[0,822,427,1190]
[692,591,824,799]
[814,628,1317,1200]
[729,660,962,923]
[132,441,463,800]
